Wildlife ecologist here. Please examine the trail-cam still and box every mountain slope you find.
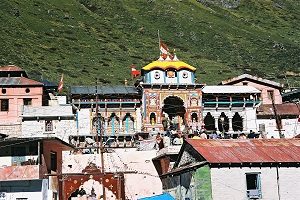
[0,0,299,87]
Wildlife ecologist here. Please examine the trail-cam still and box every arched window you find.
[108,113,119,135]
[123,113,134,133]
[232,112,243,131]
[150,113,156,125]
[204,112,215,131]
[218,112,229,132]
[191,112,198,122]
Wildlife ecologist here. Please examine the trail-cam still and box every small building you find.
[256,103,300,138]
[160,139,300,200]
[0,137,74,200]
[62,147,162,200]
[21,105,76,142]
[71,85,142,136]
[0,65,43,137]
[221,74,283,105]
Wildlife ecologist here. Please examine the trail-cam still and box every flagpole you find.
[157,30,160,54]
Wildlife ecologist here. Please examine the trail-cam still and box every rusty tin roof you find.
[257,103,300,116]
[186,139,300,164]
[0,77,43,86]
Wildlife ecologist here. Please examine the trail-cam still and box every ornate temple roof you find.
[142,60,196,71]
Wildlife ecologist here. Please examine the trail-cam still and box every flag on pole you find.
[58,74,64,93]
[160,40,169,55]
[131,65,141,78]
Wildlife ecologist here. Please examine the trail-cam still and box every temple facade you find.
[139,55,204,132]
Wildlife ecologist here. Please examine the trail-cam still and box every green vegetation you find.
[0,0,299,87]
[194,165,212,199]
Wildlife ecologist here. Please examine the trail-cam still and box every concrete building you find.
[0,137,74,200]
[21,105,76,143]
[62,144,163,200]
[256,103,300,138]
[221,74,283,105]
[70,85,142,136]
[159,139,300,200]
[202,85,261,135]
[0,65,43,137]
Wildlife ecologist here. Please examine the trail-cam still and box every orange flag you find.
[58,74,64,93]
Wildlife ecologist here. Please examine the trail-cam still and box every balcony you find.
[203,100,260,108]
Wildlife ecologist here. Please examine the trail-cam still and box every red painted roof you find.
[186,139,300,163]
[0,77,43,86]
[0,65,24,72]
[257,103,300,116]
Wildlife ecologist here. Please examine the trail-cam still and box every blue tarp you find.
[138,193,175,200]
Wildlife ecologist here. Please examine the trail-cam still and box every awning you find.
[138,193,175,200]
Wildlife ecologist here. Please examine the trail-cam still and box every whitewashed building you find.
[21,105,76,143]
[0,137,73,200]
[202,85,261,135]
[160,139,300,200]
[62,148,162,200]
[256,103,300,138]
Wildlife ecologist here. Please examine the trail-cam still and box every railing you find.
[203,100,260,107]
[72,99,140,104]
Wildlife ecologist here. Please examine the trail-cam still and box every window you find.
[25,88,30,93]
[243,82,248,85]
[45,120,53,132]
[50,152,57,172]
[23,98,32,106]
[150,113,156,125]
[267,90,274,100]
[16,198,28,200]
[0,99,9,111]
[246,173,262,199]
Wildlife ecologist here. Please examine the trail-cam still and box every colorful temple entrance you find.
[140,54,204,132]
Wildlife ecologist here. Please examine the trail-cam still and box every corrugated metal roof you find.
[257,103,300,116]
[282,88,300,97]
[0,65,24,72]
[186,139,300,164]
[0,77,43,86]
[22,105,74,117]
[70,85,139,95]
[202,85,261,94]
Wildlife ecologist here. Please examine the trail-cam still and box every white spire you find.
[165,55,171,61]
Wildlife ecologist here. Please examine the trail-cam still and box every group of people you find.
[153,127,266,150]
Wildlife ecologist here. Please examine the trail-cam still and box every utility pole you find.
[270,92,283,138]
[95,79,106,200]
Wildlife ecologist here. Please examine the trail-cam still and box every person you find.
[200,131,207,139]
[163,133,171,147]
[188,126,193,135]
[210,130,218,139]
[173,131,184,145]
[248,130,256,139]
[155,133,164,150]
[239,133,247,139]
[150,128,158,138]
[192,133,201,139]
[162,114,169,131]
